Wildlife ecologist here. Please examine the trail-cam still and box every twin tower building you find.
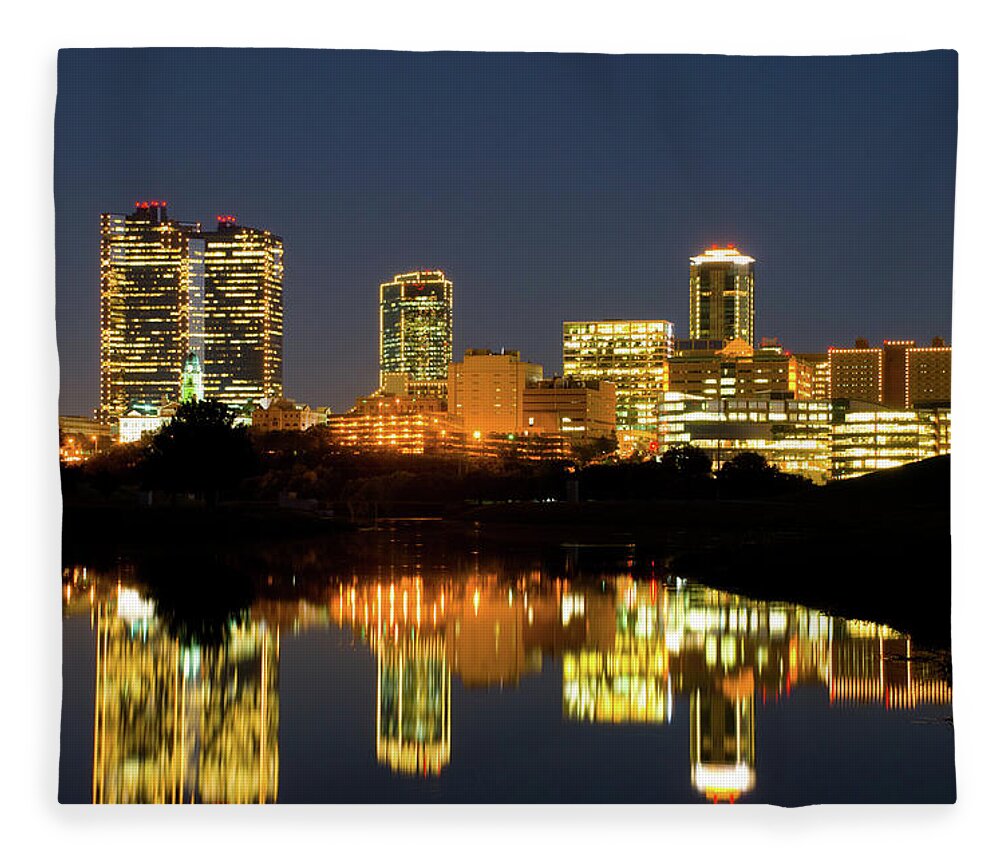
[99,202,283,422]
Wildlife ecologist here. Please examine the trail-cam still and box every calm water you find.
[59,529,955,804]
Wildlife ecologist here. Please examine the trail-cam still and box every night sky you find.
[55,49,956,415]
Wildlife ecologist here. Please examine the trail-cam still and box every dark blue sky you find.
[55,49,956,415]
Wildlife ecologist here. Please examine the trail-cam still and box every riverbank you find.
[61,457,951,648]
[460,457,951,648]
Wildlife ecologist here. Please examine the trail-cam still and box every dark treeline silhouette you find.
[61,400,811,510]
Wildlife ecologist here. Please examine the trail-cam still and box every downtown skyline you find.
[56,49,956,417]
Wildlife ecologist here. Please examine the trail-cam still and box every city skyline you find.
[56,49,956,416]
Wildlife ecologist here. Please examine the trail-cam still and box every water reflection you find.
[62,552,952,804]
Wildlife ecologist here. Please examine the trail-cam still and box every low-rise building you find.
[831,404,950,479]
[521,377,616,441]
[327,411,464,455]
[117,402,178,444]
[251,398,330,433]
[828,338,951,407]
[658,394,834,481]
[667,338,813,401]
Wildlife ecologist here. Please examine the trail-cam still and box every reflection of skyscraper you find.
[689,685,756,803]
[689,246,756,346]
[99,202,201,421]
[200,216,284,408]
[376,637,451,777]
[379,270,454,395]
[91,592,278,803]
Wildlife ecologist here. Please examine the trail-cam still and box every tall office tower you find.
[448,349,543,437]
[689,245,756,345]
[562,320,674,439]
[200,215,284,409]
[99,201,201,422]
[379,270,454,395]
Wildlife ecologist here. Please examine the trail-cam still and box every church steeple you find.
[180,351,204,403]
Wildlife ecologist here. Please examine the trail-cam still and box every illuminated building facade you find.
[689,246,756,346]
[667,338,812,400]
[521,377,617,440]
[379,270,454,395]
[658,394,834,481]
[99,202,202,422]
[829,338,951,407]
[200,216,284,409]
[117,401,178,444]
[906,344,952,406]
[562,320,674,441]
[831,405,950,479]
[448,349,542,436]
[251,397,329,432]
[179,351,204,403]
[327,410,464,455]
[829,341,883,404]
[793,353,830,400]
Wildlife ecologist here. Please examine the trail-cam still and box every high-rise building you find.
[100,203,283,420]
[200,215,284,409]
[99,201,201,421]
[448,349,542,437]
[562,320,674,440]
[379,270,454,395]
[689,246,756,345]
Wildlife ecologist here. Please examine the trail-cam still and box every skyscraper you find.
[689,246,756,345]
[379,270,453,394]
[562,320,674,442]
[99,201,201,421]
[200,215,284,409]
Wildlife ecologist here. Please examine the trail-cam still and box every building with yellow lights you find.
[793,352,830,400]
[829,340,884,404]
[379,270,453,397]
[830,404,950,479]
[667,337,815,400]
[658,394,835,481]
[562,320,674,444]
[199,215,283,409]
[521,377,617,441]
[327,409,463,455]
[251,397,329,432]
[829,338,951,407]
[448,348,542,437]
[689,246,756,346]
[99,202,203,422]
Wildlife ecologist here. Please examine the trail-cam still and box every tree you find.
[660,443,712,479]
[716,452,810,497]
[143,400,257,503]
